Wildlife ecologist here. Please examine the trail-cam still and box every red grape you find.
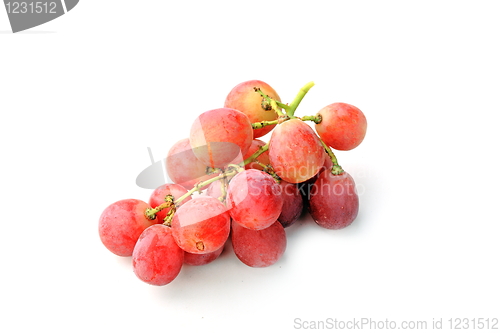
[132,224,184,286]
[277,180,303,228]
[166,138,217,190]
[231,220,286,268]
[315,102,367,151]
[171,196,230,254]
[226,169,283,230]
[309,171,359,229]
[269,119,324,183]
[98,199,156,257]
[183,245,224,266]
[224,80,281,138]
[189,108,253,168]
[148,183,191,222]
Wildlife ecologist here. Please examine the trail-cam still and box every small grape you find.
[224,80,281,138]
[98,199,156,257]
[148,183,191,222]
[309,171,359,229]
[269,119,324,183]
[315,102,367,151]
[226,169,283,230]
[189,108,253,168]
[231,220,286,268]
[171,196,230,254]
[132,224,184,286]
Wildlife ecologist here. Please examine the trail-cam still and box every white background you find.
[1,1,499,332]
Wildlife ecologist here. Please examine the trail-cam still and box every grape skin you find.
[189,108,253,168]
[226,169,283,230]
[171,196,230,254]
[269,119,324,183]
[98,199,157,257]
[132,224,184,286]
[315,102,367,151]
[277,180,303,228]
[224,80,281,138]
[166,138,217,191]
[148,183,191,222]
[309,171,359,229]
[183,244,224,266]
[231,220,286,268]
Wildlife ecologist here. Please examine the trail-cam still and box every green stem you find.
[254,87,286,117]
[319,139,344,175]
[300,114,322,124]
[218,176,228,202]
[253,160,281,183]
[163,208,176,227]
[174,166,242,205]
[144,194,174,220]
[252,119,280,130]
[288,81,315,117]
[242,143,269,166]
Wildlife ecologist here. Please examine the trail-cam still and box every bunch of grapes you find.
[98,80,367,286]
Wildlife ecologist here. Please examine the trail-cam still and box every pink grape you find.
[315,102,367,151]
[277,180,303,228]
[226,169,283,230]
[166,138,217,190]
[148,183,191,222]
[269,119,324,183]
[231,220,286,268]
[171,196,230,254]
[132,224,184,286]
[189,108,253,168]
[309,171,359,229]
[224,80,281,138]
[98,199,156,257]
[183,245,224,266]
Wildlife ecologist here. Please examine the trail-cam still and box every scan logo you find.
[3,0,78,33]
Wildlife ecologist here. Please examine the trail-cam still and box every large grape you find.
[224,80,281,138]
[269,119,324,183]
[189,108,253,168]
[309,171,359,229]
[226,169,283,230]
[315,102,367,151]
[231,220,286,268]
[132,224,184,286]
[98,199,156,257]
[148,183,191,222]
[166,138,217,190]
[171,196,230,254]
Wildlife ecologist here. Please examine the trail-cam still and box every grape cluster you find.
[98,80,367,286]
